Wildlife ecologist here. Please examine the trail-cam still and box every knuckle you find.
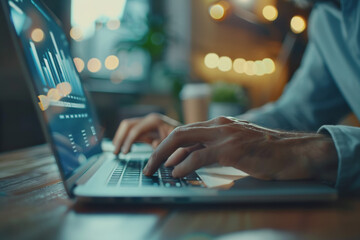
[121,119,130,128]
[215,116,232,125]
[177,147,187,157]
[171,126,185,138]
[184,147,194,155]
[147,113,160,121]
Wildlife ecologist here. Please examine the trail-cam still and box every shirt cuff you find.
[318,125,360,193]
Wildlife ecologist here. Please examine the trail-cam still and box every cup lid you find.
[180,83,211,99]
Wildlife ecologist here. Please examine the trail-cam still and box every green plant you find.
[115,15,168,62]
[211,82,248,107]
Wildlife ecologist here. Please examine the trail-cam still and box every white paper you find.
[196,164,249,188]
[197,164,248,176]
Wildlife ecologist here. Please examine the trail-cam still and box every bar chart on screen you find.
[28,29,86,111]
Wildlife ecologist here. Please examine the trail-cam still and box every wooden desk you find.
[1,145,359,240]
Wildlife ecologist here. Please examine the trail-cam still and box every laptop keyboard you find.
[107,159,204,188]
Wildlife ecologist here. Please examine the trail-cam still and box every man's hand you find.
[112,113,180,155]
[143,116,338,184]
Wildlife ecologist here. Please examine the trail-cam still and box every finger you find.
[136,132,159,144]
[158,125,168,141]
[172,147,217,178]
[164,144,204,167]
[122,115,162,153]
[113,119,139,154]
[152,139,161,148]
[143,126,216,176]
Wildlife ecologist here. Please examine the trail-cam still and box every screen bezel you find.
[1,0,104,197]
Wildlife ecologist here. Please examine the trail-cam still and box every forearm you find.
[296,134,338,184]
[273,133,338,184]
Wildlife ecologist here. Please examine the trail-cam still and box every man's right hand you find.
[112,113,181,155]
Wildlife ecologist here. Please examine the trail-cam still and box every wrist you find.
[272,133,338,184]
[297,134,338,184]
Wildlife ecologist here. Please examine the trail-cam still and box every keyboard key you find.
[108,159,204,188]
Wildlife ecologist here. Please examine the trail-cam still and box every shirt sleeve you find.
[318,125,360,193]
[238,40,350,131]
[237,5,360,193]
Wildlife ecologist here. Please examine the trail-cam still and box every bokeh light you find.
[204,53,219,69]
[204,53,276,76]
[290,16,306,34]
[262,5,278,22]
[87,58,102,73]
[47,88,62,101]
[70,27,83,41]
[218,56,232,72]
[262,58,276,74]
[209,4,225,20]
[105,55,119,70]
[31,28,45,42]
[233,58,246,74]
[244,61,255,76]
[73,57,85,73]
[254,60,265,76]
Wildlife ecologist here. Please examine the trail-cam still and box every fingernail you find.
[121,146,128,154]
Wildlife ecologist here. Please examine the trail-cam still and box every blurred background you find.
[0,0,312,152]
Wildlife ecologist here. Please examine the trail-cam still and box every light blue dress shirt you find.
[240,1,360,193]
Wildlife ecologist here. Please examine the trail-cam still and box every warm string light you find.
[204,53,276,76]
[262,5,278,22]
[209,2,306,35]
[290,16,306,34]
[209,1,230,21]
[204,53,219,69]
[209,4,225,20]
[218,56,232,72]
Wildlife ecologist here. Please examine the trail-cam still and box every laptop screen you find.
[5,0,102,179]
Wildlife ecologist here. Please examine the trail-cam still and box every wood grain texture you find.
[1,145,360,240]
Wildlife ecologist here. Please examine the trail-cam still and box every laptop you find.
[2,0,337,203]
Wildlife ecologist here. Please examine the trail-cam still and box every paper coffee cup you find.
[180,83,211,124]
